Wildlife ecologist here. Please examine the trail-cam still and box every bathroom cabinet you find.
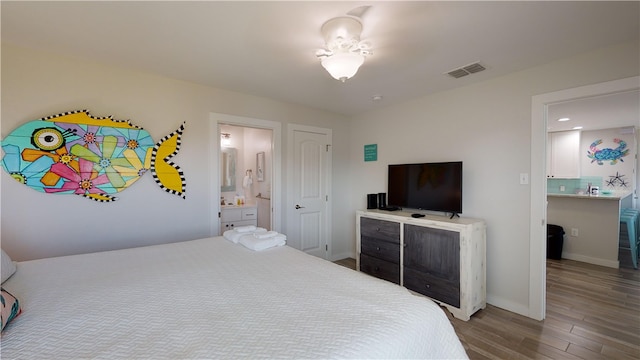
[220,205,257,234]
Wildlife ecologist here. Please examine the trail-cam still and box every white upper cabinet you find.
[547,130,580,178]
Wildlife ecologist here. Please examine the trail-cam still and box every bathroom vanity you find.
[220,205,257,235]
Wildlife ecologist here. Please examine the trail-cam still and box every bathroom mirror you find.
[221,147,237,192]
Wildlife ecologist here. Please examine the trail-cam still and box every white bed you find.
[1,236,468,359]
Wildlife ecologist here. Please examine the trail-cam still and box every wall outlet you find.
[560,185,565,192]
[571,228,579,237]
[519,173,529,185]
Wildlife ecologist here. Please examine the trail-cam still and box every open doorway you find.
[529,76,640,320]
[210,113,282,237]
[219,124,273,230]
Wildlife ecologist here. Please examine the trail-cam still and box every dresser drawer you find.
[403,267,460,308]
[360,217,400,243]
[361,237,400,264]
[360,254,400,285]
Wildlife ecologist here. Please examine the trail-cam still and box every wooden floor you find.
[333,258,640,359]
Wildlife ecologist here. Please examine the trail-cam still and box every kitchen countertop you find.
[547,191,632,200]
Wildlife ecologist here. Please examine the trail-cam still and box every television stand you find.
[449,212,460,219]
[356,210,486,321]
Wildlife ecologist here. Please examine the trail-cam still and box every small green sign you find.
[364,144,377,162]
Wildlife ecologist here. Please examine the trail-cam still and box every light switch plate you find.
[519,173,529,185]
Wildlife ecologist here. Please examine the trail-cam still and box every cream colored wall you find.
[348,41,639,316]
[0,43,351,261]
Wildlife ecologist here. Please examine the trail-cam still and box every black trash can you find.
[547,224,564,260]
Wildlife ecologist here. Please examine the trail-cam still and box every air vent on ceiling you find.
[446,62,486,79]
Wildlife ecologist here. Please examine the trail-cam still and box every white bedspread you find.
[1,237,468,359]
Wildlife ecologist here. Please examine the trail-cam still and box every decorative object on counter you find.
[590,186,599,195]
[587,138,629,165]
[606,172,628,188]
[377,192,387,209]
[256,152,265,182]
[1,110,186,202]
[367,193,378,209]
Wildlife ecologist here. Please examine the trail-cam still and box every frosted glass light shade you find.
[320,52,365,82]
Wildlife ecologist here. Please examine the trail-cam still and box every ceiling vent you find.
[446,62,486,79]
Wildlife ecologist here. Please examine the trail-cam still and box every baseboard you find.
[561,252,619,268]
[330,251,355,262]
[486,295,531,319]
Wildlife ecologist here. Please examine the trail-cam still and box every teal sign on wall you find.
[364,144,377,162]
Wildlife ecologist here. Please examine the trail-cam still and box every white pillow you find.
[1,249,17,284]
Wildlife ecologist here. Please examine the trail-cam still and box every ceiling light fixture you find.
[316,16,372,82]
[557,117,570,122]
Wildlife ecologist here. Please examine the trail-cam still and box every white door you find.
[288,125,331,259]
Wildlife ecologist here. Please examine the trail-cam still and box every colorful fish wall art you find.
[1,110,186,202]
[587,138,629,165]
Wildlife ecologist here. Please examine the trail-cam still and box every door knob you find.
[295,204,305,209]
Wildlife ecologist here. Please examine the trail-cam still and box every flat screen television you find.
[387,161,462,215]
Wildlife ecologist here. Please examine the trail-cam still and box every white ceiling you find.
[548,90,640,133]
[2,1,639,119]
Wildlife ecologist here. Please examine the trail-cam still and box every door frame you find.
[286,124,332,259]
[209,113,282,236]
[529,76,639,320]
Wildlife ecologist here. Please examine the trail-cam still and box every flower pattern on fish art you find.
[0,110,186,202]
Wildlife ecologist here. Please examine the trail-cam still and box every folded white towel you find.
[223,227,266,243]
[239,234,286,251]
[235,225,257,233]
[253,230,278,239]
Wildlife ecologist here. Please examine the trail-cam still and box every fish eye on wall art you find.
[0,110,186,202]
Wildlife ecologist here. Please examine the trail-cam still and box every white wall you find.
[348,41,639,316]
[0,43,350,261]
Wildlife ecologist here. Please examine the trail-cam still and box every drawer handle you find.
[376,227,381,232]
[425,284,431,289]
[376,247,381,251]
